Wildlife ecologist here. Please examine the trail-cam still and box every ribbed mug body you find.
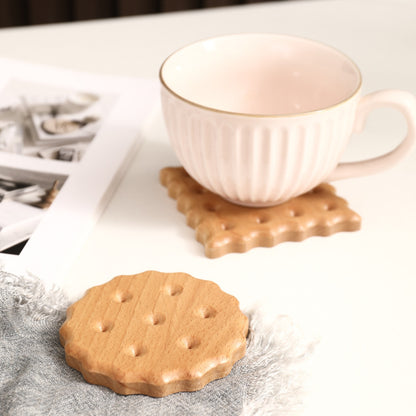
[161,86,359,207]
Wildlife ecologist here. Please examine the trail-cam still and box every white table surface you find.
[1,1,415,415]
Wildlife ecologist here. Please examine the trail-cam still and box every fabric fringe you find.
[0,269,316,416]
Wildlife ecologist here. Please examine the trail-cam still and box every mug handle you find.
[328,89,416,181]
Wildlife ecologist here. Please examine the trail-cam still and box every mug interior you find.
[160,34,362,116]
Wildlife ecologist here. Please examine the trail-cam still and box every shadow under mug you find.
[160,33,416,207]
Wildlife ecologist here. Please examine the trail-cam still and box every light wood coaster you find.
[160,167,361,258]
[60,271,248,397]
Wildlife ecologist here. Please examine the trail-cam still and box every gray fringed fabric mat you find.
[0,271,315,416]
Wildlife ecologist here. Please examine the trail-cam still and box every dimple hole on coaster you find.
[179,336,201,350]
[164,284,183,296]
[288,209,303,217]
[256,215,270,224]
[197,306,217,319]
[204,203,219,213]
[323,203,337,211]
[221,222,234,231]
[126,344,147,358]
[114,292,133,303]
[95,321,113,333]
[146,313,166,326]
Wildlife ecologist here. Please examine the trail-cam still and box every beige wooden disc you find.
[60,271,248,397]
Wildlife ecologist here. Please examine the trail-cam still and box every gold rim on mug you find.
[159,33,363,118]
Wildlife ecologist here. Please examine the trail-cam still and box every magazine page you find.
[0,58,159,285]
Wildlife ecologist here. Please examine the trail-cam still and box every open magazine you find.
[0,58,159,284]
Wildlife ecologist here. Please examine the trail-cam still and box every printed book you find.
[0,58,159,284]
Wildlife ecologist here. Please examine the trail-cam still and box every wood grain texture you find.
[160,167,361,258]
[60,271,248,397]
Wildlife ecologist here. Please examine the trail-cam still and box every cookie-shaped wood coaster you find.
[160,167,361,258]
[60,271,248,397]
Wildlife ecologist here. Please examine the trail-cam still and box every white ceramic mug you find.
[160,34,416,207]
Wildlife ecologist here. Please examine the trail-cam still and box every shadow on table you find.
[106,137,198,243]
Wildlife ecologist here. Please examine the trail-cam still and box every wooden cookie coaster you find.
[160,167,361,258]
[60,271,248,397]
